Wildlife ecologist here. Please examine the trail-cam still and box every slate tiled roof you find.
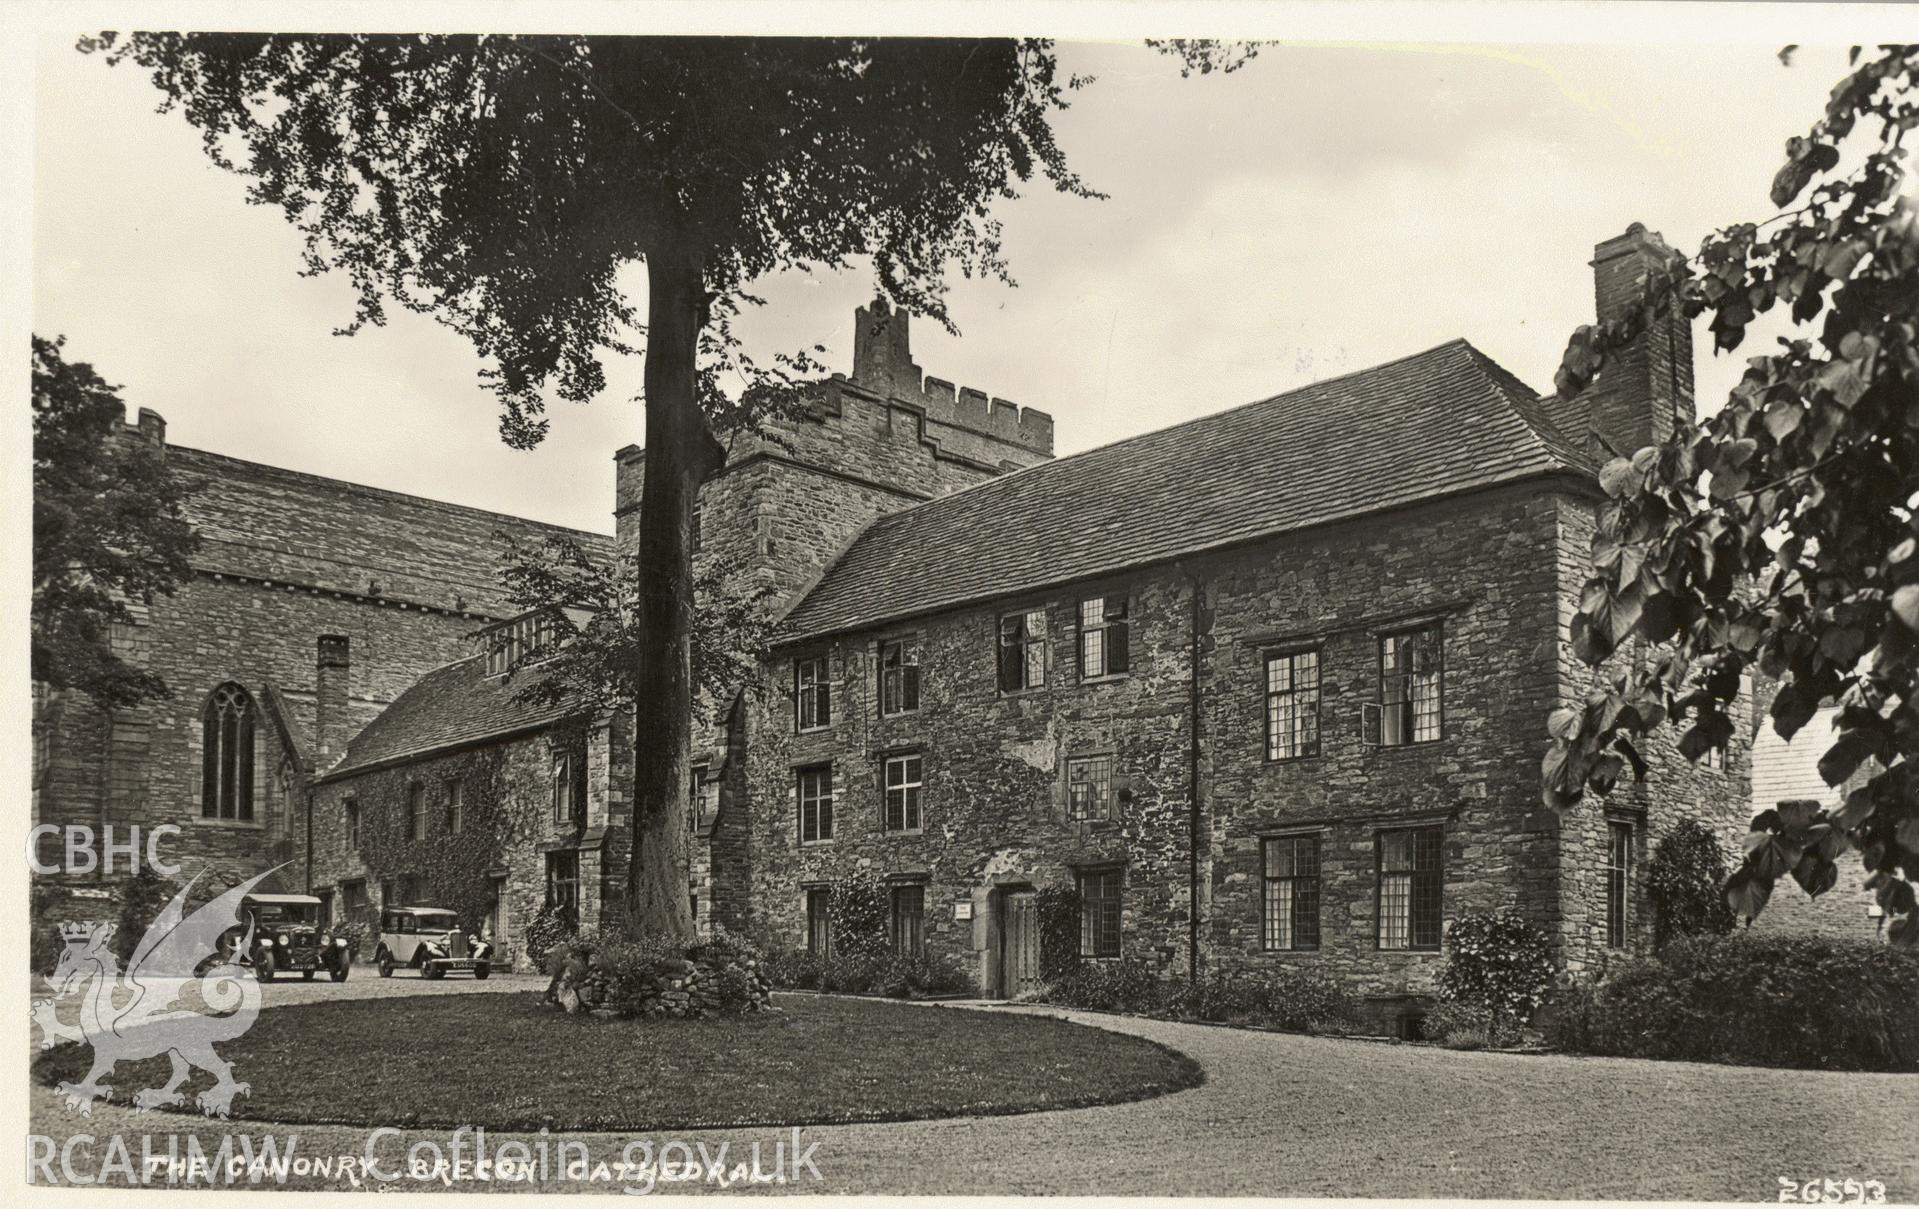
[168,445,613,618]
[316,656,585,781]
[779,339,1594,643]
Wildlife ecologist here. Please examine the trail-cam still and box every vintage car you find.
[373,906,493,979]
[205,893,352,982]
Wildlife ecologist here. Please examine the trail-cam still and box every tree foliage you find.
[31,335,200,708]
[489,533,774,719]
[88,33,1102,941]
[83,34,1094,444]
[1644,818,1738,947]
[1542,46,1919,946]
[1143,39,1268,78]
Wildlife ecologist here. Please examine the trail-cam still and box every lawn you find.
[34,991,1201,1132]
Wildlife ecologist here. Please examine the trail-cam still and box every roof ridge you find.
[778,336,1597,643]
[171,443,615,544]
[855,338,1478,538]
[323,652,586,780]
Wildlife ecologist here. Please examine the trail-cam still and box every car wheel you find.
[303,970,315,981]
[474,963,491,980]
[331,961,350,982]
[257,952,276,983]
[378,953,394,978]
[425,962,445,981]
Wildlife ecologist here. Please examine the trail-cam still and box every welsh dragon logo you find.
[33,868,280,1118]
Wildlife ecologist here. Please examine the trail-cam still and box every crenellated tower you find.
[612,301,1054,933]
[613,299,1054,608]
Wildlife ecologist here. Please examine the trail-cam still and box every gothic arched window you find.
[201,683,256,821]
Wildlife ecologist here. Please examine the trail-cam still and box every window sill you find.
[878,710,922,722]
[799,839,835,849]
[188,817,264,830]
[1078,673,1130,687]
[882,828,925,838]
[1263,752,1323,766]
[1259,946,1322,955]
[997,686,1047,699]
[1374,947,1442,956]
[795,726,833,736]
[1368,739,1444,755]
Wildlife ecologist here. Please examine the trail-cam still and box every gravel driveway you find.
[28,984,1918,1199]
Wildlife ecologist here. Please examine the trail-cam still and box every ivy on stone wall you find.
[347,739,562,937]
[828,870,892,958]
[1435,911,1557,1030]
[1035,885,1083,981]
[1647,818,1738,947]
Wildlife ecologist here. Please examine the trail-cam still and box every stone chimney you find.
[851,298,921,399]
[136,407,166,450]
[1570,223,1697,457]
[315,636,350,762]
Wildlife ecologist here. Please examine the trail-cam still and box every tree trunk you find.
[624,242,722,941]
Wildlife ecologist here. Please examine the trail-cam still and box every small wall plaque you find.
[953,902,974,921]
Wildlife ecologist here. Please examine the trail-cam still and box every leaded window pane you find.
[1265,649,1321,760]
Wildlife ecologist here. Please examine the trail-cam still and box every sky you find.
[27,25,1862,535]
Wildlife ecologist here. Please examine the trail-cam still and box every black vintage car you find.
[207,893,352,982]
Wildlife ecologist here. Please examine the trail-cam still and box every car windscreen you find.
[250,905,316,926]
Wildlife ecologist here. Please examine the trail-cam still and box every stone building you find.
[28,415,611,934]
[745,227,1748,1022]
[34,224,1754,1013]
[1744,703,1886,939]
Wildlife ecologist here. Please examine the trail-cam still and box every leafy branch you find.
[1544,45,1919,946]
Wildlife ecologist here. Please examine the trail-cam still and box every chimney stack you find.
[315,636,350,762]
[1579,223,1696,457]
[136,407,167,449]
[851,298,921,398]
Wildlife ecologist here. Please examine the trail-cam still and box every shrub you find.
[706,962,761,1012]
[113,868,174,964]
[875,953,977,999]
[1436,911,1556,1030]
[327,919,370,961]
[523,902,577,971]
[759,946,823,990]
[827,872,891,959]
[1420,1000,1517,1049]
[1044,960,1170,1015]
[543,928,767,1017]
[817,952,891,994]
[1541,977,1602,1054]
[686,921,762,970]
[1034,885,1083,980]
[1254,969,1361,1035]
[759,942,975,999]
[1547,932,1919,1071]
[1169,969,1262,1022]
[1046,962,1360,1036]
[1646,818,1737,947]
[1168,968,1361,1035]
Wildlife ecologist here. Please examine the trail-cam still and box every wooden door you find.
[998,889,1041,998]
